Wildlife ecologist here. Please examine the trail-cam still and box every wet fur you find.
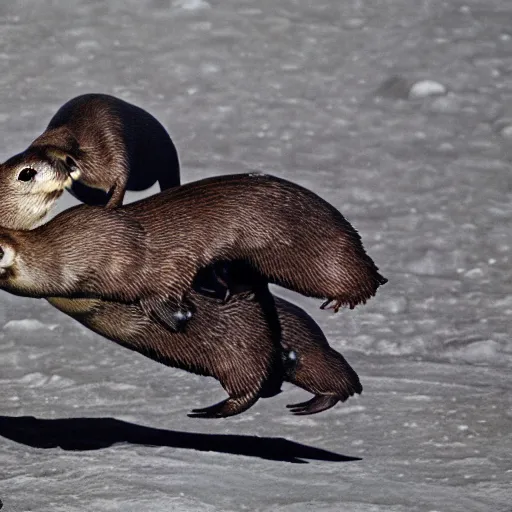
[37,94,180,206]
[0,148,71,230]
[47,290,282,418]
[276,297,362,414]
[0,95,371,416]
[0,93,180,228]
[210,262,363,414]
[0,173,387,329]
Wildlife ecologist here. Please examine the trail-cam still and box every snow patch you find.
[447,340,501,364]
[19,372,75,388]
[3,319,60,331]
[173,0,211,10]
[409,80,447,99]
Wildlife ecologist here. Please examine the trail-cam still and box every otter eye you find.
[18,168,38,182]
[0,247,3,259]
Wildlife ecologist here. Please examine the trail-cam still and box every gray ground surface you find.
[1,0,511,510]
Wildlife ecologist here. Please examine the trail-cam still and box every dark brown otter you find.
[0,172,387,331]
[0,95,369,416]
[47,290,283,418]
[44,291,362,417]
[0,93,180,228]
[0,232,363,416]
[208,263,363,414]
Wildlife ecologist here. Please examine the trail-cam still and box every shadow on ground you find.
[0,415,360,464]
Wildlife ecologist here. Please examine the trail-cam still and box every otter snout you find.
[31,163,73,193]
[0,243,16,275]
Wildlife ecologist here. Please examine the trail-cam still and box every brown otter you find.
[0,96,367,416]
[47,289,283,418]
[0,173,387,331]
[0,149,74,230]
[44,291,362,418]
[0,93,180,228]
[207,263,363,414]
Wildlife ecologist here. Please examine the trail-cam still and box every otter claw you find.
[320,299,343,313]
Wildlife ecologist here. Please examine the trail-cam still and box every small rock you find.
[409,80,447,99]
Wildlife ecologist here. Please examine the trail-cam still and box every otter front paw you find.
[286,395,340,415]
[141,296,194,333]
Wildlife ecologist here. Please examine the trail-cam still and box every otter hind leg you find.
[286,395,340,415]
[187,394,259,419]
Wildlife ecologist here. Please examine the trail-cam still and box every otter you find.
[0,173,387,332]
[44,291,362,418]
[0,95,368,416]
[0,93,180,228]
[47,289,283,418]
[210,263,363,414]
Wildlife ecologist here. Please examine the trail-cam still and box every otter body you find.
[47,290,282,418]
[0,173,387,331]
[0,93,180,226]
[45,291,361,417]
[0,94,375,417]
[41,93,180,205]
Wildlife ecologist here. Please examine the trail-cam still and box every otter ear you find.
[0,242,16,269]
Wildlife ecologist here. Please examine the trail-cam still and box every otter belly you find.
[46,297,102,316]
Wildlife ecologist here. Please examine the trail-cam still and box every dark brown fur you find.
[276,297,362,414]
[209,263,363,414]
[39,93,181,205]
[0,93,180,229]
[47,290,282,418]
[44,291,361,417]
[0,95,369,417]
[0,173,387,331]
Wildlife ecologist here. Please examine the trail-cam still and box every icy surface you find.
[1,0,512,510]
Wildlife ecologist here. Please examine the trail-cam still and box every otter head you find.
[0,145,81,230]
